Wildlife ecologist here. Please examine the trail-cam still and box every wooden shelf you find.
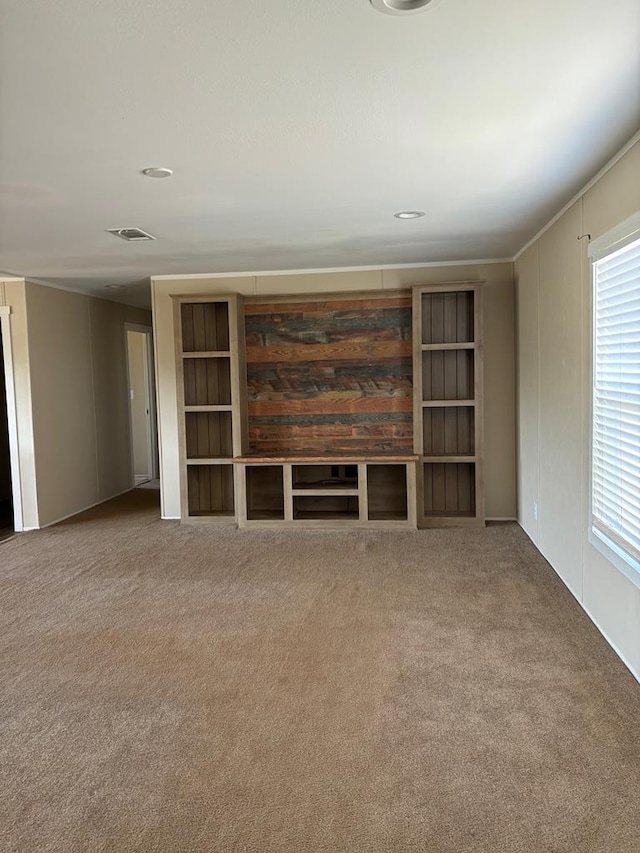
[184,405,233,413]
[182,351,231,359]
[413,284,484,527]
[186,457,234,465]
[291,487,359,497]
[293,511,360,521]
[368,510,410,521]
[176,294,248,522]
[234,453,418,463]
[422,454,476,463]
[421,342,476,351]
[421,400,475,408]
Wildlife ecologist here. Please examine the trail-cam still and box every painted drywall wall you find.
[89,299,147,503]
[152,263,516,520]
[127,330,150,479]
[0,333,11,505]
[26,285,99,525]
[0,279,39,529]
[1,281,151,528]
[515,139,640,679]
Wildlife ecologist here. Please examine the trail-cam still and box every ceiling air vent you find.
[106,227,156,242]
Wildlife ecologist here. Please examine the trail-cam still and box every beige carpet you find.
[0,490,638,852]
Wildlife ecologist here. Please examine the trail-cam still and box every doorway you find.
[0,332,13,539]
[125,326,158,488]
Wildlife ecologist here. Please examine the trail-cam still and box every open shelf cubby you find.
[187,464,235,517]
[185,411,233,459]
[246,466,285,520]
[183,357,232,407]
[422,349,474,401]
[367,465,408,520]
[423,462,476,517]
[293,495,359,520]
[423,407,475,457]
[181,302,230,352]
[292,464,358,490]
[421,290,474,345]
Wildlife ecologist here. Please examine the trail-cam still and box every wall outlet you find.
[533,501,538,521]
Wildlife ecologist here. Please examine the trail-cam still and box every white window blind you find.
[592,233,640,567]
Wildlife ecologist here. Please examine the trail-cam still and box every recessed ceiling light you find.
[394,211,426,219]
[106,227,156,242]
[142,167,173,178]
[105,284,125,289]
[371,0,442,16]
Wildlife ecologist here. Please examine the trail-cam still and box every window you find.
[590,213,640,586]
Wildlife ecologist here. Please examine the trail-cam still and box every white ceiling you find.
[1,0,639,308]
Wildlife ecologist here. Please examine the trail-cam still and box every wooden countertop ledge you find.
[234,453,419,463]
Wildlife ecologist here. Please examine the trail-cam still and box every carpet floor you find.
[0,489,638,852]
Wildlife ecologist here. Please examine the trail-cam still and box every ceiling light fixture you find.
[141,167,173,178]
[394,211,426,219]
[105,284,125,289]
[371,0,442,16]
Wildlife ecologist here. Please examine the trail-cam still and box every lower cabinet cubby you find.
[246,466,285,520]
[367,465,408,520]
[187,464,235,518]
[423,462,476,517]
[292,464,358,490]
[185,411,233,459]
[423,407,475,457]
[293,495,359,521]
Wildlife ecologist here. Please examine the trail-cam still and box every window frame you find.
[588,210,640,590]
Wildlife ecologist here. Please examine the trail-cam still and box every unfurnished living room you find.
[1,1,639,851]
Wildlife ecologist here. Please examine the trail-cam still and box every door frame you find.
[0,306,23,531]
[124,323,158,487]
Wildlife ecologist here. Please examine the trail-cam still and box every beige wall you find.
[515,139,640,679]
[1,279,39,528]
[0,306,12,505]
[1,280,151,528]
[127,330,150,479]
[152,262,516,520]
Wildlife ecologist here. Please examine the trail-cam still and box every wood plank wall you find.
[244,296,413,453]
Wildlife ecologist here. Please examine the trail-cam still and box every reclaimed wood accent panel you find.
[183,358,232,406]
[421,291,474,345]
[245,296,412,453]
[181,302,230,352]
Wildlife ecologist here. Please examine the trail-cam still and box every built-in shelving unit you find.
[174,295,247,522]
[412,284,484,527]
[173,285,484,529]
[235,457,417,528]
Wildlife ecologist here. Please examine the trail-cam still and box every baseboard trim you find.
[579,602,640,684]
[516,522,639,684]
[35,487,137,529]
